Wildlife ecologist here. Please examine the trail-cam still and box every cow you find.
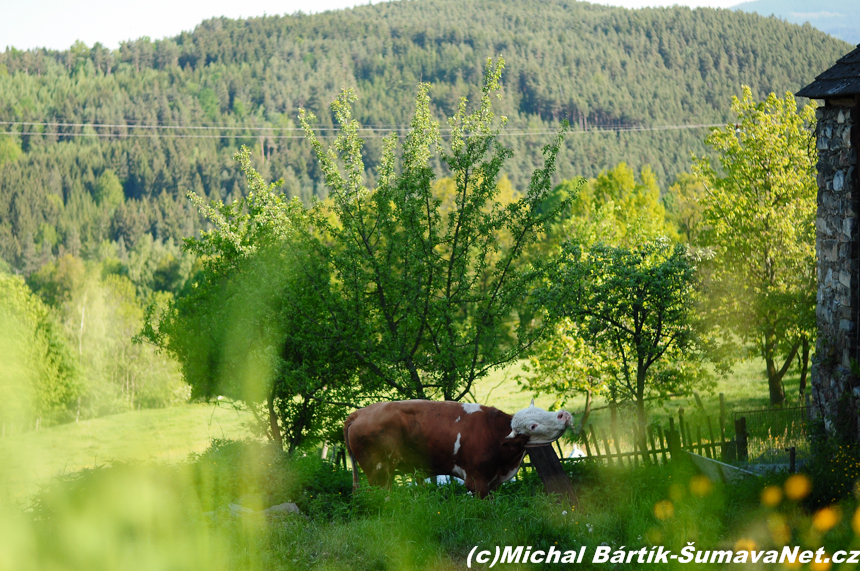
[343,399,572,498]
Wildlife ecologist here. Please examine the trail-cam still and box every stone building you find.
[797,45,860,440]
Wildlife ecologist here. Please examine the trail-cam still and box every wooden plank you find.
[686,423,694,455]
[599,427,613,466]
[589,425,600,462]
[610,407,625,468]
[582,426,592,457]
[687,451,757,484]
[719,393,726,442]
[706,417,717,459]
[678,408,686,449]
[527,445,578,504]
[647,426,659,464]
[697,425,707,458]
[638,425,649,465]
[735,417,748,461]
[657,425,668,463]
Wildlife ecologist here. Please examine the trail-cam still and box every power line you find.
[0,121,724,139]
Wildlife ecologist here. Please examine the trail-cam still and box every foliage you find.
[570,163,679,246]
[143,147,354,451]
[188,439,352,515]
[540,238,712,428]
[802,441,860,509]
[0,270,79,430]
[664,172,708,244]
[519,317,613,412]
[693,86,817,405]
[27,254,187,418]
[296,58,569,401]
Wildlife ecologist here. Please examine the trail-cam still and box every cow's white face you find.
[507,400,572,446]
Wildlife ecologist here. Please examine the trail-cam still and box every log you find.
[527,445,577,505]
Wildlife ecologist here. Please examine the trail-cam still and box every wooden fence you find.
[524,394,751,469]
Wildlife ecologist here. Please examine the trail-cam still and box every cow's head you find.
[506,400,572,447]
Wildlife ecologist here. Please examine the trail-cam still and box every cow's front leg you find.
[466,476,491,499]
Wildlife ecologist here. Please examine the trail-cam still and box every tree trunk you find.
[763,333,800,406]
[798,337,810,397]
[267,393,283,450]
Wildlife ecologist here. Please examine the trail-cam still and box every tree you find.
[142,152,356,451]
[296,58,569,402]
[694,86,817,405]
[0,270,80,431]
[665,172,707,244]
[541,238,711,431]
[93,170,124,211]
[551,163,679,249]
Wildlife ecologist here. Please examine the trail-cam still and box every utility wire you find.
[0,121,724,139]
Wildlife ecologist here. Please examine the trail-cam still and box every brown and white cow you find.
[343,399,572,498]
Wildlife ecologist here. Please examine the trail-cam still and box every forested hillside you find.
[0,0,849,276]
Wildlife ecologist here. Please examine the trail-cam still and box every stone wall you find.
[811,100,860,440]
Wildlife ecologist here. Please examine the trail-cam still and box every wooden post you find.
[719,393,726,442]
[788,446,796,473]
[527,445,577,505]
[647,426,659,464]
[735,417,748,461]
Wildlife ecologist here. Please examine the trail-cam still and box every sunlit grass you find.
[0,402,253,501]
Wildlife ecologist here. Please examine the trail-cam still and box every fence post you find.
[527,445,578,505]
[735,417,748,461]
[668,417,677,457]
[719,393,726,442]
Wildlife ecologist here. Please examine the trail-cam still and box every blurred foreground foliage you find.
[3,438,860,570]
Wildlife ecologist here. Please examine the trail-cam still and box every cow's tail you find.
[344,418,360,492]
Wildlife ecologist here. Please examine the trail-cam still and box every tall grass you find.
[4,437,856,571]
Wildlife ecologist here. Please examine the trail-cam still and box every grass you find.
[0,356,802,500]
[0,357,856,571]
[6,438,858,571]
[0,402,253,501]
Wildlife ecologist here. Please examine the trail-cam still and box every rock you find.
[263,502,301,515]
[834,170,845,191]
[229,503,257,516]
